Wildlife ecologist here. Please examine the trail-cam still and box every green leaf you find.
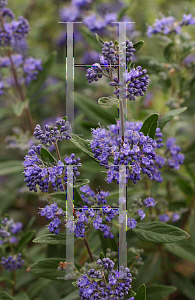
[79,27,101,52]
[95,33,104,47]
[74,188,85,206]
[133,222,189,243]
[61,290,79,300]
[63,116,68,122]
[127,249,140,265]
[139,113,159,139]
[41,147,57,165]
[118,6,130,21]
[30,258,66,280]
[135,284,146,300]
[74,179,90,188]
[0,292,17,300]
[12,100,29,117]
[159,107,187,129]
[124,290,136,299]
[165,240,195,264]
[74,92,116,125]
[133,40,144,52]
[98,96,118,106]
[16,230,35,253]
[33,233,67,245]
[0,160,23,176]
[146,284,176,300]
[169,273,195,300]
[15,292,29,300]
[164,42,174,61]
[70,134,99,163]
[0,276,14,284]
[99,252,105,259]
[27,52,56,98]
[177,177,193,198]
[49,192,66,209]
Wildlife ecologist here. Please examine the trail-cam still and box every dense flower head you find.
[23,57,43,84]
[39,202,64,234]
[90,121,184,184]
[166,137,185,169]
[23,145,81,192]
[0,217,22,245]
[83,14,106,31]
[0,0,8,8]
[91,122,157,184]
[33,118,72,146]
[86,63,103,83]
[113,67,150,101]
[143,197,156,207]
[80,185,109,206]
[147,14,195,37]
[77,258,133,300]
[1,253,24,271]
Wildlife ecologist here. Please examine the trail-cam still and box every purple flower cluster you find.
[86,63,103,83]
[159,212,180,223]
[112,67,150,101]
[90,121,184,184]
[101,39,135,66]
[23,145,81,192]
[34,118,72,146]
[91,122,157,184]
[1,253,24,271]
[0,217,22,245]
[39,202,64,234]
[166,138,185,169]
[77,258,133,300]
[23,57,43,84]
[80,185,109,206]
[147,14,195,37]
[0,1,30,49]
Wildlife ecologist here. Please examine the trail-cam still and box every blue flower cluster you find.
[90,121,184,184]
[0,54,43,94]
[23,145,81,192]
[91,122,157,184]
[86,63,103,83]
[147,14,195,37]
[159,213,180,223]
[34,118,72,146]
[166,138,185,169]
[0,2,30,49]
[0,217,22,245]
[112,67,150,101]
[77,258,133,300]
[80,185,109,206]
[39,202,64,234]
[1,253,24,271]
[127,197,156,229]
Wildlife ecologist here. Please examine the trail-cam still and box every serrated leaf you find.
[133,40,144,52]
[41,147,56,165]
[0,292,17,300]
[133,222,189,243]
[16,230,35,253]
[12,100,29,117]
[135,284,146,300]
[146,284,176,300]
[165,240,195,264]
[27,52,56,99]
[159,107,187,129]
[30,258,66,280]
[74,179,90,188]
[98,96,118,106]
[139,113,159,139]
[33,233,67,245]
[70,134,99,163]
[0,160,23,176]
[95,33,104,47]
